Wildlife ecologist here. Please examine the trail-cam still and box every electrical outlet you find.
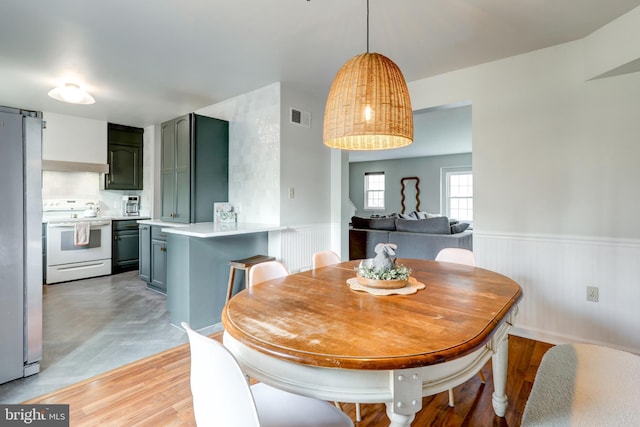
[288,187,295,199]
[586,286,599,302]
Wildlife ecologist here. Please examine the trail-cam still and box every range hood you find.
[42,160,109,174]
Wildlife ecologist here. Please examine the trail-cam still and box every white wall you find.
[197,83,281,224]
[408,8,640,352]
[279,84,330,226]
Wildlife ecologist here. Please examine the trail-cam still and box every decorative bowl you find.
[356,272,409,289]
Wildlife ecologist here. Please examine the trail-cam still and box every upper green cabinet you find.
[160,113,228,223]
[106,123,143,190]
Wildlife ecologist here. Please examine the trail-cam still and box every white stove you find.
[43,199,112,284]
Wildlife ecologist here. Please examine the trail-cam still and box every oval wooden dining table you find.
[222,259,523,427]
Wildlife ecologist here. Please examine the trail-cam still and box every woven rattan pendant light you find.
[323,0,413,150]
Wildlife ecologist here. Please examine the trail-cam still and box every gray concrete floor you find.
[0,271,221,403]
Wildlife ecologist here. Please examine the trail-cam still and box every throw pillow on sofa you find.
[399,212,417,220]
[395,216,451,234]
[451,222,470,234]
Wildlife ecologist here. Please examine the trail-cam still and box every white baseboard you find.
[510,326,639,355]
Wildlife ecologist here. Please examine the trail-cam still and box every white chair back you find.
[312,250,341,269]
[183,322,354,427]
[435,248,476,266]
[182,322,260,427]
[248,261,289,287]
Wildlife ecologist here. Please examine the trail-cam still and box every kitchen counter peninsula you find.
[160,221,285,238]
[158,221,285,329]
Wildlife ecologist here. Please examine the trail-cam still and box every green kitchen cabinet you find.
[160,114,228,223]
[149,226,167,294]
[112,219,140,273]
[106,123,143,190]
[139,225,167,294]
[138,224,151,282]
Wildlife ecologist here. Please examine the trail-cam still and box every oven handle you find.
[48,221,111,228]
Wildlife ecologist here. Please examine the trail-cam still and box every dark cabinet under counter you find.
[138,223,167,294]
[112,219,141,274]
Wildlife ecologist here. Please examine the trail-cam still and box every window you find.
[444,169,473,222]
[364,172,385,210]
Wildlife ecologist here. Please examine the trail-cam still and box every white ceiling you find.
[2,1,639,159]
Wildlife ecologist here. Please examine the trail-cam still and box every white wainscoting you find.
[474,232,640,353]
[279,223,334,273]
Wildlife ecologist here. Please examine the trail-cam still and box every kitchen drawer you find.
[113,219,140,231]
[151,226,168,241]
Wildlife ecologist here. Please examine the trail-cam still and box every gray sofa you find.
[349,215,473,260]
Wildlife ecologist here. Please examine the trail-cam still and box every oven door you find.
[47,220,112,266]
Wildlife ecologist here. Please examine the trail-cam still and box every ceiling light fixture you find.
[323,0,413,151]
[48,83,95,105]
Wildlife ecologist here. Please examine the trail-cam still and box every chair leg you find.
[478,369,486,383]
[334,401,361,422]
[448,370,485,408]
[244,266,251,289]
[226,266,236,303]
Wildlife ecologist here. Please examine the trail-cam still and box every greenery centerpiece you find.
[355,243,412,289]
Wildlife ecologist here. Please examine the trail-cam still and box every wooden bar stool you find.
[225,255,275,303]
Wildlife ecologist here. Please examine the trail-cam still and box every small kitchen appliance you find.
[122,195,140,216]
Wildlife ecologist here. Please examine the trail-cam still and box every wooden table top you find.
[222,259,522,370]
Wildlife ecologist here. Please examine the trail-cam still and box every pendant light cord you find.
[366,0,370,53]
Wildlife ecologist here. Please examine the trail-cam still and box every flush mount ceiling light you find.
[323,0,413,151]
[48,83,95,105]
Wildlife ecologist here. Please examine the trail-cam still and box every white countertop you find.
[112,216,150,221]
[159,222,286,238]
[136,219,188,228]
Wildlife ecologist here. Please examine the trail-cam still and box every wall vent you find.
[290,107,311,128]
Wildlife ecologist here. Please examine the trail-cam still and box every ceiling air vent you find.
[290,107,311,128]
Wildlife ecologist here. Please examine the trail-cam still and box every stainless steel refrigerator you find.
[0,106,42,384]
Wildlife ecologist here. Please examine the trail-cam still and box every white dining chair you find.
[312,250,341,269]
[182,322,354,427]
[248,260,289,287]
[435,247,484,407]
[435,247,476,266]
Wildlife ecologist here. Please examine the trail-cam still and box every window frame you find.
[441,166,473,223]
[363,171,385,211]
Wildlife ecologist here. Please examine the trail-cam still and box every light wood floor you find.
[25,333,553,426]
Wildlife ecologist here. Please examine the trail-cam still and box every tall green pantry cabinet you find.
[160,114,229,223]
